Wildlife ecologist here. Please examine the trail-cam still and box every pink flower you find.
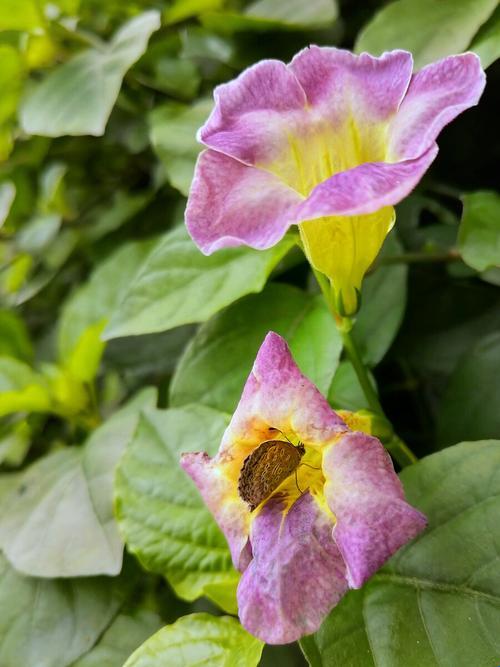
[186,47,485,314]
[181,333,426,643]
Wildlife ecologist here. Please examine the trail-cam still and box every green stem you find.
[385,435,418,466]
[305,256,418,467]
[375,249,460,267]
[340,326,384,416]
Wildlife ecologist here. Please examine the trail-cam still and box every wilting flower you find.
[186,47,485,314]
[181,332,426,643]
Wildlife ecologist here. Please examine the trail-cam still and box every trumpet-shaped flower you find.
[181,332,426,643]
[186,47,485,314]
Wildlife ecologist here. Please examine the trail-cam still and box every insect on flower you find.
[181,332,427,644]
[238,432,305,511]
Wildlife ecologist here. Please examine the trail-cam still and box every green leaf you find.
[0,553,124,667]
[71,610,162,667]
[471,5,500,68]
[0,388,157,577]
[0,0,43,31]
[149,98,213,196]
[437,332,500,447]
[58,237,156,359]
[459,191,500,272]
[201,0,337,32]
[170,283,342,413]
[0,181,15,228]
[301,440,500,666]
[114,405,239,613]
[123,613,264,667]
[0,421,31,466]
[65,321,106,383]
[355,0,498,69]
[164,0,225,25]
[104,226,295,339]
[0,357,51,417]
[352,233,408,366]
[151,57,201,100]
[0,45,23,126]
[20,11,160,137]
[0,310,32,361]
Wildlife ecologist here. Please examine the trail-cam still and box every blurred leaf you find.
[0,0,43,31]
[0,421,30,466]
[105,226,295,339]
[124,613,263,667]
[0,181,15,227]
[459,191,500,272]
[301,440,500,666]
[151,57,201,100]
[105,325,196,383]
[149,98,213,196]
[58,237,156,359]
[0,357,51,417]
[328,360,374,412]
[65,320,106,383]
[71,610,162,667]
[356,0,498,69]
[471,5,500,68]
[0,388,157,577]
[0,45,23,126]
[164,0,225,25]
[202,0,337,32]
[0,310,32,361]
[16,213,61,254]
[82,191,151,243]
[353,233,408,366]
[180,27,235,64]
[437,332,500,447]
[114,405,239,613]
[170,283,342,413]
[20,11,160,137]
[0,553,124,667]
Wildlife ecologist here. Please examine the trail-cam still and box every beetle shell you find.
[238,439,305,511]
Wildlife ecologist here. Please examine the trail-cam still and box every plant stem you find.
[305,255,418,467]
[340,325,384,416]
[374,249,460,267]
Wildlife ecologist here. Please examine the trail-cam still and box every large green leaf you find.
[352,233,407,367]
[149,98,213,196]
[201,0,337,32]
[471,6,500,68]
[0,388,156,577]
[58,238,156,359]
[301,440,500,666]
[71,610,162,667]
[114,405,239,613]
[458,191,500,272]
[0,553,124,667]
[356,0,498,69]
[170,283,342,413]
[104,226,295,339]
[437,333,500,447]
[123,613,263,667]
[20,11,160,137]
